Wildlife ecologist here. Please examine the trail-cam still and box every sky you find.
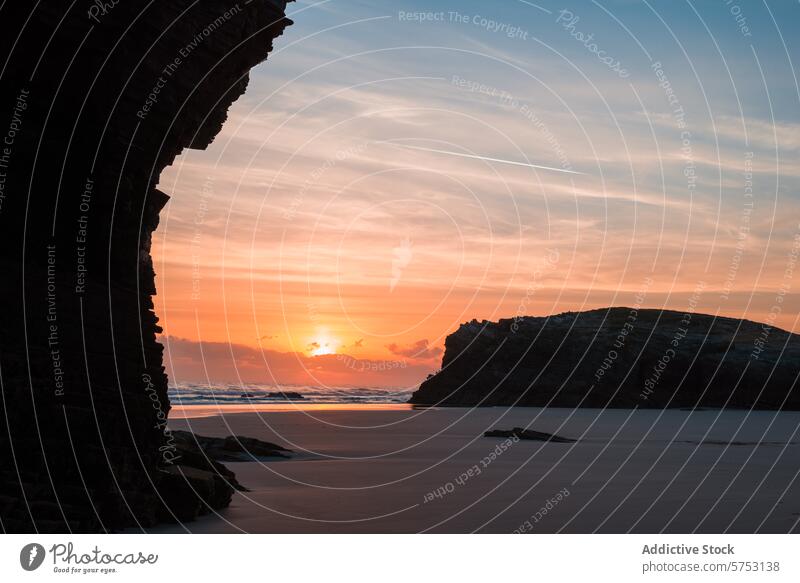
[153,0,800,389]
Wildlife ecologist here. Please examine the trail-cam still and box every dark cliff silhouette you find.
[410,308,800,409]
[0,1,291,532]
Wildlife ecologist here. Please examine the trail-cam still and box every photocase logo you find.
[390,237,413,292]
[20,543,46,571]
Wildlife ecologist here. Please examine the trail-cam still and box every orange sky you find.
[151,3,800,388]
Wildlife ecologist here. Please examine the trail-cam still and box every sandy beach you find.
[151,406,800,533]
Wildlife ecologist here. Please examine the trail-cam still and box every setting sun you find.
[310,343,335,357]
[306,330,339,356]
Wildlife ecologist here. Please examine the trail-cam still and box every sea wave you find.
[168,382,414,405]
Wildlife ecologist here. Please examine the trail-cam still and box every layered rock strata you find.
[0,1,292,532]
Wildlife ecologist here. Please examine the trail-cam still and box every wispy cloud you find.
[153,0,800,388]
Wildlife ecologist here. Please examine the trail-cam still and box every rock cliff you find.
[0,1,291,532]
[409,308,800,409]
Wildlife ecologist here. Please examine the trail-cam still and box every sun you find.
[310,343,335,356]
[307,330,338,356]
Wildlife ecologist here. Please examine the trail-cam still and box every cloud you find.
[160,335,434,388]
[152,0,800,360]
[385,338,443,361]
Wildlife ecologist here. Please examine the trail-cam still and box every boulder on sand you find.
[485,428,576,443]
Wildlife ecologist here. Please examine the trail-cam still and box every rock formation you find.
[410,308,800,409]
[0,1,292,532]
[484,428,576,443]
[155,431,293,522]
[172,430,292,463]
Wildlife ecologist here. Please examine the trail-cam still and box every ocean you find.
[168,382,414,406]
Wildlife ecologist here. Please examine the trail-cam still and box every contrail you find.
[389,143,584,175]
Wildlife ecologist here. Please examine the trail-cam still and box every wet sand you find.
[151,406,800,533]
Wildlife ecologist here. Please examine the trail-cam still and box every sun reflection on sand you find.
[170,403,416,419]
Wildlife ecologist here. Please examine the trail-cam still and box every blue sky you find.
[156,0,800,385]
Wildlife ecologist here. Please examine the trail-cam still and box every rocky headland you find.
[410,308,800,409]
